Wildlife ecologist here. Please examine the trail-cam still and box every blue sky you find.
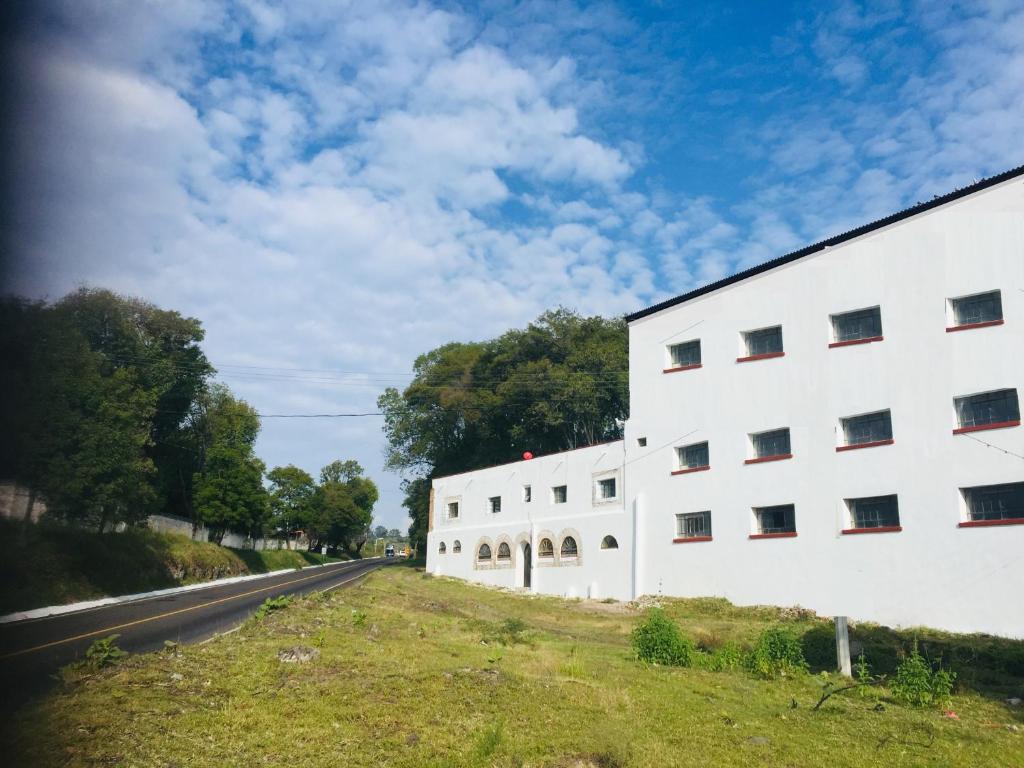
[8,0,1024,528]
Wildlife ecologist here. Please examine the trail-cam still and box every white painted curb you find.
[0,557,380,625]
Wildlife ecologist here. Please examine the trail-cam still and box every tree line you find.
[377,308,628,552]
[0,288,376,552]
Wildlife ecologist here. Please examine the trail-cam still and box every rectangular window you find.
[597,478,617,500]
[951,290,1002,327]
[676,441,710,470]
[831,306,882,343]
[447,502,459,520]
[962,482,1024,522]
[742,326,783,357]
[751,428,791,459]
[676,511,712,539]
[488,496,501,514]
[846,495,900,529]
[552,485,567,504]
[954,389,1020,430]
[753,504,796,535]
[840,410,893,446]
[668,340,701,368]
[523,485,532,503]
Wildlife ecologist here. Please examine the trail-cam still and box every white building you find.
[427,165,1024,638]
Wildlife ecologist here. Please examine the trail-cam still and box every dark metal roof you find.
[625,163,1024,323]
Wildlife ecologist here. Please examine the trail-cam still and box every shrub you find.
[891,640,956,707]
[85,634,128,668]
[747,626,808,678]
[481,617,530,646]
[631,608,694,666]
[253,595,292,621]
[350,609,368,627]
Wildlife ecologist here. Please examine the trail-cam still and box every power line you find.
[961,432,1024,461]
[257,412,384,418]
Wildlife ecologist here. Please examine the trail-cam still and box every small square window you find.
[753,504,796,535]
[676,511,711,539]
[637,437,647,447]
[951,290,1002,327]
[668,340,701,368]
[840,410,892,446]
[676,441,710,470]
[742,326,783,357]
[523,485,532,503]
[954,389,1020,430]
[488,496,501,514]
[831,306,882,342]
[751,428,791,459]
[447,501,459,520]
[552,485,567,504]
[846,495,900,529]
[962,482,1024,522]
[597,478,617,500]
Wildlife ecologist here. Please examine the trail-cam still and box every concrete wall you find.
[0,482,46,523]
[427,441,632,600]
[626,173,1024,637]
[146,513,298,551]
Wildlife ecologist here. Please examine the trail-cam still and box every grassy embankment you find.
[0,520,344,614]
[7,564,1023,767]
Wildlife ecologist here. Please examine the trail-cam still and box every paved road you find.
[0,557,388,712]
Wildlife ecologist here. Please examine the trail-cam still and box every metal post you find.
[835,616,852,677]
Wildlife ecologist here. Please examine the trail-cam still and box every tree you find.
[0,298,159,530]
[378,308,627,542]
[53,288,214,520]
[309,460,378,552]
[267,465,318,547]
[372,525,389,539]
[191,387,268,544]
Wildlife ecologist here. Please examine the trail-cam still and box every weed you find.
[84,635,128,669]
[482,617,530,646]
[746,626,808,678]
[253,595,292,621]
[351,609,368,627]
[560,644,586,679]
[891,640,957,708]
[631,608,694,666]
[471,718,504,764]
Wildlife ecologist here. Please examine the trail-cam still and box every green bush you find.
[746,626,808,678]
[631,608,694,666]
[891,640,956,707]
[253,595,292,621]
[85,634,128,668]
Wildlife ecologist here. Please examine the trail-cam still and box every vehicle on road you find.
[384,544,395,558]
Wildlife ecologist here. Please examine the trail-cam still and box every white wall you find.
[427,441,632,600]
[625,174,1024,637]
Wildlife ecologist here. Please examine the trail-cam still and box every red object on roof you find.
[522,451,534,460]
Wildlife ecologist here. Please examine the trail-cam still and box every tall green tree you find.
[266,465,318,547]
[191,386,269,543]
[53,288,214,519]
[378,308,628,541]
[309,460,378,552]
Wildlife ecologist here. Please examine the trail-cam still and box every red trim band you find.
[953,420,1020,435]
[836,439,894,452]
[958,517,1024,528]
[744,453,793,465]
[829,335,884,348]
[749,532,797,540]
[842,526,902,535]
[671,465,711,476]
[663,363,702,373]
[736,351,785,363]
[946,319,1004,333]
[673,536,713,544]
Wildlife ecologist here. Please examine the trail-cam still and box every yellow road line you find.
[0,562,376,660]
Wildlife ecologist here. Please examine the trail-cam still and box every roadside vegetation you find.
[0,520,343,614]
[8,565,1022,767]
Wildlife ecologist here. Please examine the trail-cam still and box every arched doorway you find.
[518,541,532,589]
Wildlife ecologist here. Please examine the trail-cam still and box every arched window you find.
[560,536,578,558]
[452,540,461,553]
[497,542,511,560]
[478,543,492,561]
[439,541,447,554]
[601,535,618,549]
[538,538,554,557]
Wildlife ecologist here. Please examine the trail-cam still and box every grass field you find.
[5,564,1023,767]
[0,520,344,613]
